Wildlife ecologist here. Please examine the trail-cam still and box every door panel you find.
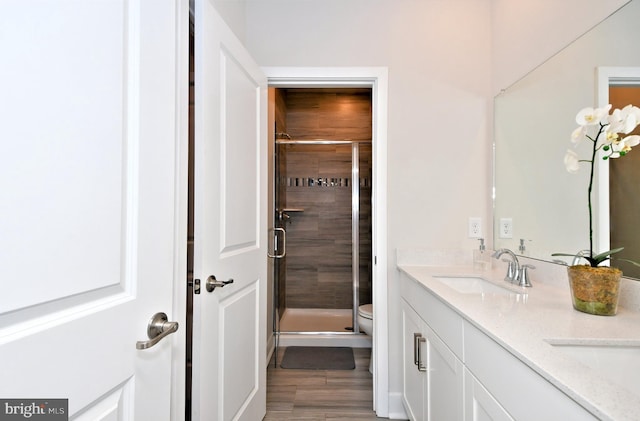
[1,0,128,314]
[0,0,184,418]
[221,284,259,419]
[221,51,260,251]
[192,1,267,420]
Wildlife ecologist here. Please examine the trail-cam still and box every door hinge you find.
[194,278,201,295]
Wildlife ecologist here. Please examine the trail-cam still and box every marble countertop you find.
[397,262,640,421]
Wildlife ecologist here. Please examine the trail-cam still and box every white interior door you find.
[0,1,186,419]
[192,1,268,420]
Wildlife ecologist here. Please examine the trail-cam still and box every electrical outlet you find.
[468,217,482,238]
[499,218,513,238]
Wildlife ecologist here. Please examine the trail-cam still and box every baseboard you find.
[387,392,409,420]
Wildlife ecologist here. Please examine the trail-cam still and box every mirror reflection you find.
[493,0,640,278]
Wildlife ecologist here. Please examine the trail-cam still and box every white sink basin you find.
[432,276,520,295]
[547,340,640,396]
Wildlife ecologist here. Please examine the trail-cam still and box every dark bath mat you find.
[280,346,355,370]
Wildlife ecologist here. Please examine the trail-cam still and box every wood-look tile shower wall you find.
[275,89,372,310]
[284,89,372,141]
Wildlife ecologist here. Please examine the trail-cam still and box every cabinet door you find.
[426,325,464,420]
[402,300,425,421]
[465,369,514,421]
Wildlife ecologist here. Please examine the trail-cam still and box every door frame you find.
[170,0,190,419]
[596,66,640,259]
[263,66,389,417]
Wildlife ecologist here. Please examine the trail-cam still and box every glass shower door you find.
[275,141,363,334]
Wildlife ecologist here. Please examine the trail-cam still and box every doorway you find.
[270,88,373,346]
[597,67,640,281]
[265,67,389,416]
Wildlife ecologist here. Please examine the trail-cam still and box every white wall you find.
[212,0,247,42]
[491,0,629,93]
[243,0,493,405]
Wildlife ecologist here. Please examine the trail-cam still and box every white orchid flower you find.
[570,104,640,161]
[564,149,581,173]
[571,126,586,144]
[603,125,621,145]
[629,105,640,125]
[607,106,636,135]
[619,104,640,134]
[609,134,640,158]
[623,134,640,147]
[575,104,611,126]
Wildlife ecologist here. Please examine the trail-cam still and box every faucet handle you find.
[518,264,535,287]
[501,259,517,283]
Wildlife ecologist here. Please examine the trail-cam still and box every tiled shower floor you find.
[279,308,353,332]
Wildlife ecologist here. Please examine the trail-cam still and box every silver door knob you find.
[206,275,234,292]
[136,312,179,350]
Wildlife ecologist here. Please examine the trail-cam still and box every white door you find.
[192,1,268,420]
[0,1,186,419]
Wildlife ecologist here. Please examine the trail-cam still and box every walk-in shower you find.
[272,139,373,348]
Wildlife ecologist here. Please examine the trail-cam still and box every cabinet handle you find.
[417,335,427,372]
[413,333,422,365]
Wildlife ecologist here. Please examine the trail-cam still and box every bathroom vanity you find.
[398,261,640,421]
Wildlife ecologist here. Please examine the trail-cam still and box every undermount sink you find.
[432,276,521,295]
[547,339,640,396]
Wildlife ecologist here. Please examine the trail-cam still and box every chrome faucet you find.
[492,248,520,283]
[492,248,535,287]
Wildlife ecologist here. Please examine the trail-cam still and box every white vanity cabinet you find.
[401,276,464,421]
[399,270,599,421]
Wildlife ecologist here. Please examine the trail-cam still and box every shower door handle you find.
[267,227,286,258]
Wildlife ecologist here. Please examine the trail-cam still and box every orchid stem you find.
[587,124,604,264]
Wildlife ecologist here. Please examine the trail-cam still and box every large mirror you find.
[494,0,640,278]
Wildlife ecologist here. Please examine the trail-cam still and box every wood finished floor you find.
[265,347,387,420]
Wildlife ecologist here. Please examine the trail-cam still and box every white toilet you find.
[357,304,374,373]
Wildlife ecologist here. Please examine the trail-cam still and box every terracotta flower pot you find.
[567,265,622,316]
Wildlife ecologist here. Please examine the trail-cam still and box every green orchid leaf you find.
[593,247,624,259]
[591,248,625,264]
[551,248,625,267]
[614,258,640,268]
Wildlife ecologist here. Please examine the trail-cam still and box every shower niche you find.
[271,87,373,340]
